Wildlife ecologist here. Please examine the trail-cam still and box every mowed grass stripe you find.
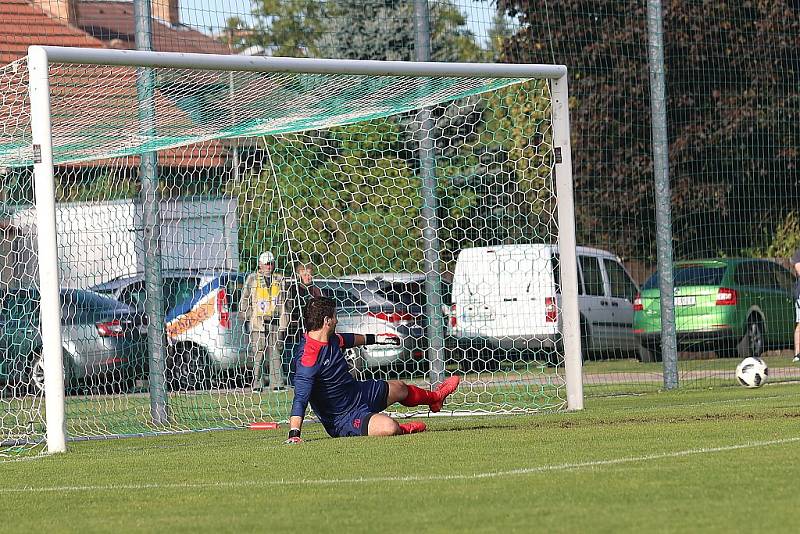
[2,435,799,494]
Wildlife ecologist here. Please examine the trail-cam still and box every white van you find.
[450,244,640,360]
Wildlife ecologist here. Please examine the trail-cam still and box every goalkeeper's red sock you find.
[401,385,437,407]
[399,422,427,434]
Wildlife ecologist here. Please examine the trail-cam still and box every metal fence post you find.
[647,0,678,389]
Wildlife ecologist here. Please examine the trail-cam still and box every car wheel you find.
[740,317,765,359]
[637,345,662,363]
[28,352,46,394]
[166,345,209,391]
[19,350,72,395]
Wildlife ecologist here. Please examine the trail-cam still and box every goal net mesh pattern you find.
[0,57,565,456]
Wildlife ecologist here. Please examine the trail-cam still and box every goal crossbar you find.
[32,45,568,79]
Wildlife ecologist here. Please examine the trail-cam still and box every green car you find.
[633,259,796,361]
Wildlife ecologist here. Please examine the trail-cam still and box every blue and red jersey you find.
[291,333,361,425]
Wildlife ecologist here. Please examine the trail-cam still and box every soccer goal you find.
[0,46,579,456]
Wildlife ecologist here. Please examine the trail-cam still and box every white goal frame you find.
[26,45,582,454]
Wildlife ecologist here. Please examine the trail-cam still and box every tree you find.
[318,0,484,62]
[495,0,800,261]
[227,123,424,275]
[227,0,327,57]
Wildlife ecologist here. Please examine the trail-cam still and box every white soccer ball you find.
[735,357,768,388]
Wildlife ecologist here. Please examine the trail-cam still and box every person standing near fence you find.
[240,251,288,391]
[283,262,322,384]
[792,247,800,363]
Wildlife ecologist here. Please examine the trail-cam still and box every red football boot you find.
[429,375,461,413]
[399,421,427,434]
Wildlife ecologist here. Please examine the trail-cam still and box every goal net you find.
[0,48,578,456]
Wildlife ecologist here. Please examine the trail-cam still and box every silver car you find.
[316,276,428,372]
[0,288,145,394]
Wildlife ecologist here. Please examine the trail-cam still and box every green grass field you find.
[3,382,800,533]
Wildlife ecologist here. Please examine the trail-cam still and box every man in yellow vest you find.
[240,251,288,391]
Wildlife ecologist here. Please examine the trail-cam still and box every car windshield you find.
[369,279,453,307]
[317,281,369,310]
[375,282,425,307]
[642,265,726,290]
[0,289,129,323]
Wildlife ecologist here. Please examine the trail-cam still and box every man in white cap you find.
[240,251,287,391]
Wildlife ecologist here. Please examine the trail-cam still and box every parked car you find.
[315,277,429,371]
[0,287,145,394]
[163,271,249,390]
[634,258,796,361]
[450,244,640,365]
[92,269,250,389]
[339,273,452,311]
[339,272,456,369]
[90,269,229,321]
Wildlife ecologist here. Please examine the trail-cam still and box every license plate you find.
[674,296,696,306]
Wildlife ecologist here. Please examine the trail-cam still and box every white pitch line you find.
[2,436,798,494]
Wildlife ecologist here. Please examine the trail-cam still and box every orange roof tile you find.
[77,1,232,55]
[0,1,228,168]
[0,0,104,64]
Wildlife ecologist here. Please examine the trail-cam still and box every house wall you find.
[10,196,240,288]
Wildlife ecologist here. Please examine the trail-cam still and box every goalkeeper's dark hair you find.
[305,296,336,331]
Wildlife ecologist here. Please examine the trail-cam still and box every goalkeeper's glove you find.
[365,333,401,346]
[376,333,401,346]
[284,428,302,445]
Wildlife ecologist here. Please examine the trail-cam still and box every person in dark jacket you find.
[283,262,322,382]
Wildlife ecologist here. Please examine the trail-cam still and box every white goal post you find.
[22,45,580,455]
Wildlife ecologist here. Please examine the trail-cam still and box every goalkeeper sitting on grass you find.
[285,297,460,444]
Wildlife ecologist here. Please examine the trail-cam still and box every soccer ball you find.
[735,357,768,388]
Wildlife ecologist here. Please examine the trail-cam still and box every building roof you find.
[0,0,104,65]
[0,1,229,168]
[76,1,232,55]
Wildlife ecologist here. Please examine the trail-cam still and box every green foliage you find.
[320,0,484,62]
[230,0,327,57]
[234,0,484,61]
[746,211,800,260]
[55,169,138,202]
[228,123,424,276]
[434,80,556,268]
[496,0,800,261]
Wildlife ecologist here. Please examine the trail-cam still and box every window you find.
[734,263,757,287]
[119,282,146,311]
[319,282,366,311]
[552,254,584,295]
[164,277,199,309]
[119,277,200,312]
[643,265,726,290]
[376,282,425,307]
[604,259,638,301]
[579,256,605,297]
